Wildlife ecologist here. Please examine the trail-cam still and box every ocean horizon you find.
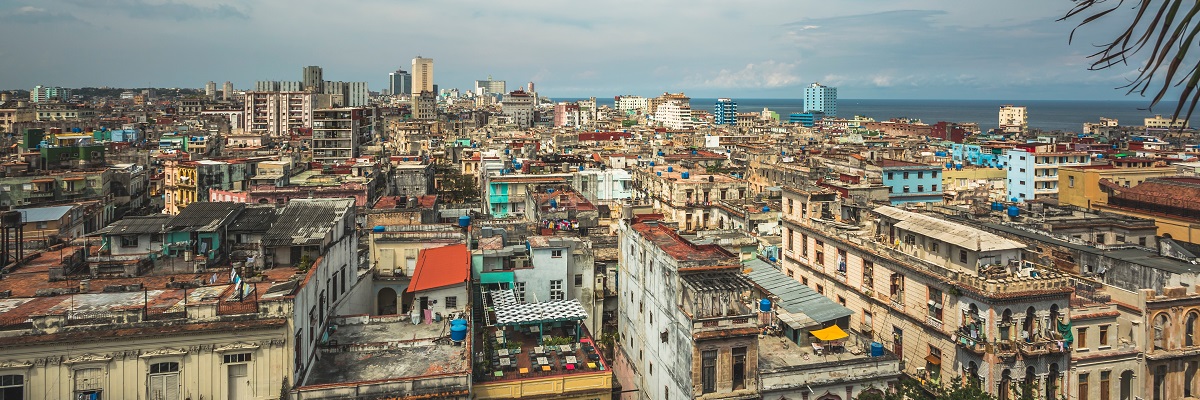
[555,97,1195,133]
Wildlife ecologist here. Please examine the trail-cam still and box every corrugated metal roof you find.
[95,215,172,235]
[18,205,73,223]
[166,202,244,232]
[743,258,851,325]
[876,206,1025,252]
[262,199,353,247]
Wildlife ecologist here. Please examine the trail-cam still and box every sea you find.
[555,97,1197,133]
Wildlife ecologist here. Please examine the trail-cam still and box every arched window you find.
[1119,370,1134,400]
[1047,363,1061,400]
[999,369,1012,400]
[1001,309,1013,341]
[1153,313,1170,350]
[1186,311,1198,347]
[1023,306,1037,341]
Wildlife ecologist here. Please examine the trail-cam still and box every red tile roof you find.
[407,244,469,293]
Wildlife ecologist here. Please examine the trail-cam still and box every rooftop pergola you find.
[489,290,588,343]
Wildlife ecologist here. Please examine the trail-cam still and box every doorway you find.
[227,364,249,400]
[377,288,397,315]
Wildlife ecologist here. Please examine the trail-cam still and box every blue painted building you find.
[950,143,1006,168]
[880,159,943,205]
[714,98,737,125]
[803,82,837,117]
[788,111,825,127]
[1001,144,1091,202]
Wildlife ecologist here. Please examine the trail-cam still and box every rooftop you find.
[630,219,739,266]
[302,316,471,387]
[261,198,353,247]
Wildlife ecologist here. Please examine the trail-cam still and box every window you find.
[702,350,717,393]
[888,172,894,180]
[890,273,905,298]
[551,250,563,258]
[1099,325,1109,346]
[903,172,910,179]
[445,296,458,309]
[223,353,252,363]
[149,362,181,400]
[550,280,564,300]
[1080,373,1090,400]
[121,235,140,248]
[932,184,938,192]
[930,242,939,253]
[0,375,24,400]
[1100,371,1111,400]
[862,261,874,290]
[1069,176,1076,187]
[1097,234,1106,244]
[574,274,584,287]
[514,282,526,302]
[903,186,911,193]
[75,368,103,398]
[1139,237,1147,247]
[917,185,924,192]
[928,288,944,320]
[787,228,794,250]
[1078,327,1088,348]
[732,347,748,390]
[959,249,968,263]
[801,234,808,255]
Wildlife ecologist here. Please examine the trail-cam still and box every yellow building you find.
[163,161,199,215]
[1057,160,1175,209]
[941,166,1006,190]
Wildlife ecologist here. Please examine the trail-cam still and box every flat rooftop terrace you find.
[304,316,470,386]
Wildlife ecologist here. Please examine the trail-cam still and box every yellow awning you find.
[810,325,849,341]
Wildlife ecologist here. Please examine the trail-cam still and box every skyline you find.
[0,1,1155,100]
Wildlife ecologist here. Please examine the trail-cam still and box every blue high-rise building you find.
[803,83,837,117]
[714,98,737,125]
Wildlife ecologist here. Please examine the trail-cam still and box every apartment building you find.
[310,107,374,165]
[1057,158,1175,209]
[999,105,1028,134]
[879,159,943,205]
[501,90,535,129]
[1003,143,1091,202]
[780,187,1073,399]
[631,164,748,232]
[653,101,693,130]
[617,216,760,399]
[243,91,314,138]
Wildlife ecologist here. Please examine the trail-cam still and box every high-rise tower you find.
[411,57,434,97]
[803,82,837,117]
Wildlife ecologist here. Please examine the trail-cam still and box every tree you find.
[1062,1,1200,124]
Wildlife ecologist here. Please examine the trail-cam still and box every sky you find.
[0,0,1165,100]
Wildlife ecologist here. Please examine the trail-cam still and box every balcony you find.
[955,325,987,355]
[28,190,55,198]
[994,340,1018,360]
[1018,339,1066,357]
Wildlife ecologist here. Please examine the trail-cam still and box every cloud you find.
[0,6,83,23]
[58,0,250,21]
[692,61,800,89]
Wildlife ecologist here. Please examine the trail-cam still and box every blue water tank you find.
[759,298,772,312]
[935,151,947,157]
[692,150,698,155]
[761,206,770,212]
[870,342,884,357]
[649,161,655,166]
[681,172,690,179]
[1007,205,1020,218]
[667,166,673,172]
[657,151,664,156]
[991,202,1003,211]
[945,163,954,169]
[1096,154,1104,159]
[372,225,386,233]
[657,171,662,176]
[955,163,963,170]
[550,199,558,208]
[505,148,510,154]
[72,127,81,133]
[458,215,471,228]
[548,188,555,194]
[1011,197,1019,202]
[451,318,468,327]
[579,166,585,171]
[450,324,468,342]
[768,255,777,262]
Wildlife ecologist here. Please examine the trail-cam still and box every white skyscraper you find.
[411,56,434,97]
[999,105,1028,134]
[803,82,837,117]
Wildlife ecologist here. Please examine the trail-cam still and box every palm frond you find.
[1060,0,1200,130]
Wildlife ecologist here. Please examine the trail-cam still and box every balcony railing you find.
[1018,339,1067,356]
